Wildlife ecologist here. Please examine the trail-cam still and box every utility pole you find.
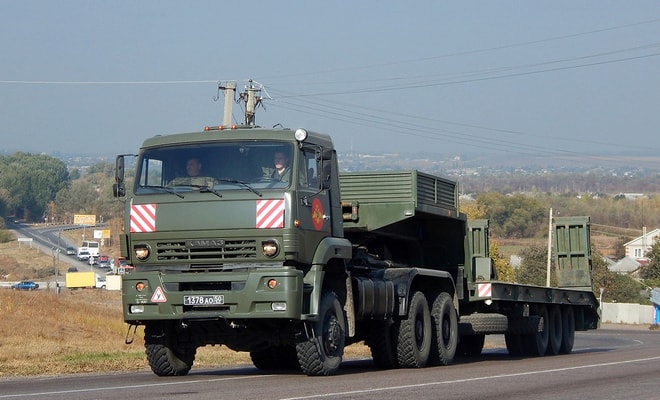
[220,82,236,126]
[241,80,261,126]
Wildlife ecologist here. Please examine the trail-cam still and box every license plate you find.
[183,295,225,306]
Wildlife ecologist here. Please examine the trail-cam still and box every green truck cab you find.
[115,90,598,376]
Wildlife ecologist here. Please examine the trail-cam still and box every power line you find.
[0,79,218,85]
[260,18,660,82]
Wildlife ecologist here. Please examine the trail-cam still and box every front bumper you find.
[122,268,305,322]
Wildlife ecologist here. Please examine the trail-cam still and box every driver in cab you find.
[268,151,291,182]
[168,157,217,187]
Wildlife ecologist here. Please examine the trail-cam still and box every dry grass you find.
[0,288,370,378]
[0,234,370,378]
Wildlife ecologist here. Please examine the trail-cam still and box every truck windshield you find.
[134,141,294,194]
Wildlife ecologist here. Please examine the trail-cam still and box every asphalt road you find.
[1,326,658,400]
[2,220,108,288]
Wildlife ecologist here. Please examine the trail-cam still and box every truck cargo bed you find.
[339,170,462,232]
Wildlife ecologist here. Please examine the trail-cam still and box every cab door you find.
[295,147,332,262]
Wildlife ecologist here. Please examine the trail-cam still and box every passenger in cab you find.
[169,157,217,187]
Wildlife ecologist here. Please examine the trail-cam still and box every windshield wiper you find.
[217,179,262,197]
[164,184,223,198]
[139,185,184,198]
[195,185,222,198]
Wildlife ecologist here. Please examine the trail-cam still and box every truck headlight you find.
[134,245,151,260]
[262,239,280,257]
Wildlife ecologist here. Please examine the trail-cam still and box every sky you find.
[1,1,659,168]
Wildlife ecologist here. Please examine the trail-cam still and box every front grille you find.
[156,240,257,261]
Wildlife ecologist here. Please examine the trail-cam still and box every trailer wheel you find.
[251,345,300,370]
[144,323,196,376]
[366,321,398,369]
[546,305,563,355]
[523,305,550,356]
[296,291,346,376]
[429,292,457,365]
[560,306,575,354]
[395,291,432,368]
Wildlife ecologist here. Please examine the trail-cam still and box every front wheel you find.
[297,291,346,376]
[144,323,196,376]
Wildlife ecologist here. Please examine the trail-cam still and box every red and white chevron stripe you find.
[256,199,284,229]
[130,204,156,233]
[478,283,492,298]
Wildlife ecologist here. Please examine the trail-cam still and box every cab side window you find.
[299,148,319,189]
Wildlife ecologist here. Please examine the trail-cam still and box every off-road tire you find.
[458,313,508,335]
[560,306,575,354]
[546,305,563,355]
[394,291,432,368]
[523,305,550,356]
[144,324,196,376]
[429,292,458,365]
[296,291,346,376]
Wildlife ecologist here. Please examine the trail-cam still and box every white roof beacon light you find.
[294,128,308,142]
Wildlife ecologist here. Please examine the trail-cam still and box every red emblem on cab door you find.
[311,198,324,231]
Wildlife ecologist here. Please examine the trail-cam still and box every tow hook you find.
[125,323,139,345]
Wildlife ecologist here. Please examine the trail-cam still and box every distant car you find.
[97,255,111,269]
[65,247,76,256]
[11,281,39,291]
[67,267,78,273]
[77,251,91,261]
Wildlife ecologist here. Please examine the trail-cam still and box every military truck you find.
[113,84,599,376]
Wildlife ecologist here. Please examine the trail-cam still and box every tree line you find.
[0,153,123,225]
[0,152,658,303]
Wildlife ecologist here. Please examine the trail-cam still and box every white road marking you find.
[280,356,660,400]
[0,375,272,398]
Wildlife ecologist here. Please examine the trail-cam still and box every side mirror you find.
[113,155,126,198]
[113,183,126,197]
[315,148,334,161]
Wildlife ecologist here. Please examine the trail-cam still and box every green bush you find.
[0,229,15,243]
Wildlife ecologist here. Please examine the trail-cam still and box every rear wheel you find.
[297,291,346,376]
[523,305,550,356]
[144,323,196,376]
[395,291,432,368]
[560,306,576,354]
[429,292,458,365]
[546,306,563,355]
